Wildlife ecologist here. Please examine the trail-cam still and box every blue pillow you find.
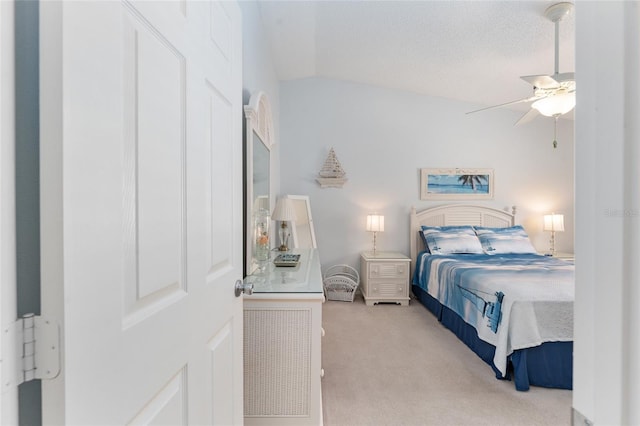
[419,231,430,252]
[419,225,475,251]
[474,225,537,254]
[420,226,483,255]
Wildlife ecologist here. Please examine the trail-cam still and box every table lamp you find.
[543,213,564,256]
[366,214,384,254]
[272,197,297,251]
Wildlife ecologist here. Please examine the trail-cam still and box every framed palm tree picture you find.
[420,168,494,200]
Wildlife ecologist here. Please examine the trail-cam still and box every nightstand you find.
[553,252,574,262]
[541,252,574,262]
[360,251,411,306]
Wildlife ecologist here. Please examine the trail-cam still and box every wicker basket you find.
[323,264,360,302]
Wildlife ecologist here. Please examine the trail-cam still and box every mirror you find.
[285,195,317,249]
[245,91,273,276]
[252,133,270,211]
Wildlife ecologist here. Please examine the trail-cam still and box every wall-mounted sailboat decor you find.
[316,148,347,188]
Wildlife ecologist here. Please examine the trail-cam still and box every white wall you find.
[280,77,574,271]
[240,0,281,196]
[574,2,640,424]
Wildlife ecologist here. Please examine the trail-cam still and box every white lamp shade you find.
[543,213,565,232]
[272,198,297,222]
[532,93,576,117]
[253,195,270,213]
[366,214,384,232]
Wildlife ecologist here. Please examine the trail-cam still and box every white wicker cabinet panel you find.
[244,308,312,417]
[243,299,323,426]
[360,251,411,306]
[243,249,324,426]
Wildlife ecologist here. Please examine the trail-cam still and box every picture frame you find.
[420,168,494,200]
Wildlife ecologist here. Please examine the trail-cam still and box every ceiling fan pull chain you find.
[553,116,558,149]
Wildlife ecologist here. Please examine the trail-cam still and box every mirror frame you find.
[244,91,273,276]
[285,195,317,249]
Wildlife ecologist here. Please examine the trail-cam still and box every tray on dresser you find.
[273,253,300,267]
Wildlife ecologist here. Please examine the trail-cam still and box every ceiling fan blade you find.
[466,95,540,115]
[514,108,540,126]
[520,74,559,89]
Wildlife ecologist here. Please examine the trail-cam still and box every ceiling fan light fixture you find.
[544,2,574,23]
[531,92,575,117]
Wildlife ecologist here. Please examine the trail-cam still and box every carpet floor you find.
[321,293,572,426]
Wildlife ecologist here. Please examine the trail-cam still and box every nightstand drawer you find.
[369,281,407,297]
[368,262,409,279]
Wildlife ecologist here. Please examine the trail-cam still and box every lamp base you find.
[548,231,556,256]
[278,222,290,252]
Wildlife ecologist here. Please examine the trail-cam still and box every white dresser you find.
[243,248,324,426]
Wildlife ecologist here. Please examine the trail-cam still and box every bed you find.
[409,204,574,391]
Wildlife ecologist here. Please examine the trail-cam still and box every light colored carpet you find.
[321,293,572,426]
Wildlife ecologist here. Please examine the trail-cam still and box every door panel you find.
[122,4,187,324]
[128,369,187,425]
[40,1,243,424]
[208,322,234,425]
[206,86,235,275]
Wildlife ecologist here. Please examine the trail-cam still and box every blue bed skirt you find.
[412,284,572,391]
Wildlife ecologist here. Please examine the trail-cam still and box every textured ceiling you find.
[258,0,575,114]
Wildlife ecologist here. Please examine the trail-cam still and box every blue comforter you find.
[413,252,574,375]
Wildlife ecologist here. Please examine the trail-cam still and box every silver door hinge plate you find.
[2,313,60,392]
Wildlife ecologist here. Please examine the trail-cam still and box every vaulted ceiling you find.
[258,1,575,115]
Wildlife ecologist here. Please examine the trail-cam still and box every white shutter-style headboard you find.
[409,204,517,265]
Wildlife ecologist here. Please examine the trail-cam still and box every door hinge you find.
[2,313,60,392]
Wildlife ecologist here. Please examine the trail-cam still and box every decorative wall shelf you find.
[316,148,347,188]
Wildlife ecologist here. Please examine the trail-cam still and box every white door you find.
[39,1,244,424]
[0,1,18,424]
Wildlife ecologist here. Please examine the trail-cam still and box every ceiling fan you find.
[467,2,575,147]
